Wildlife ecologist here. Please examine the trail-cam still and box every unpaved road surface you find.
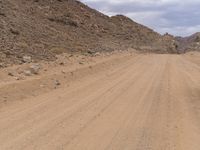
[0,53,200,150]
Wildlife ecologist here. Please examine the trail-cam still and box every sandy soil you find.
[0,52,199,150]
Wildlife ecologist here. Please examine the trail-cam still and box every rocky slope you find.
[176,32,200,52]
[0,0,177,67]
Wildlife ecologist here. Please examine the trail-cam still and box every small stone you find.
[29,64,41,74]
[14,77,20,80]
[54,80,61,86]
[0,63,5,68]
[10,28,20,35]
[87,50,95,55]
[8,71,15,76]
[59,62,65,65]
[23,70,32,76]
[22,56,32,63]
[61,70,66,74]
[94,52,100,56]
[40,84,45,88]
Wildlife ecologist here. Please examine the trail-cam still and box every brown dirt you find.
[0,51,199,150]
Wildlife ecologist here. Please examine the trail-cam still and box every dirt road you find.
[0,53,200,150]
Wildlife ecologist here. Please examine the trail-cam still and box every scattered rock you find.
[48,16,78,27]
[59,62,65,65]
[0,63,6,68]
[61,70,66,74]
[94,52,100,56]
[8,71,15,76]
[14,77,20,80]
[54,80,61,86]
[21,63,41,76]
[29,64,41,74]
[23,70,32,76]
[16,68,24,74]
[22,56,32,63]
[40,84,45,88]
[10,28,20,35]
[0,12,6,17]
[87,50,95,55]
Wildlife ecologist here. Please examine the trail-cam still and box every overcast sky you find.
[80,0,200,37]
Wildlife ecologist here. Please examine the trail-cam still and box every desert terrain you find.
[0,51,199,150]
[0,0,200,149]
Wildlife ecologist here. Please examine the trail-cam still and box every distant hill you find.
[176,32,200,52]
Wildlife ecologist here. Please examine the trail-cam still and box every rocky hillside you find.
[176,32,200,52]
[0,0,177,67]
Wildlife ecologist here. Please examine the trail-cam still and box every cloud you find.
[80,0,200,36]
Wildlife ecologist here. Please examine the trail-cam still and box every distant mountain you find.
[176,32,200,52]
